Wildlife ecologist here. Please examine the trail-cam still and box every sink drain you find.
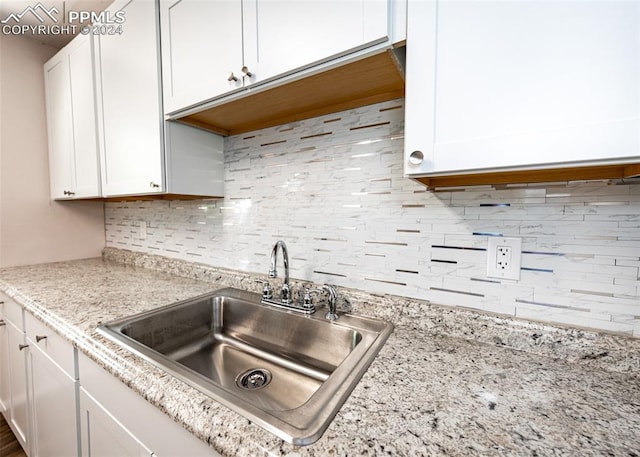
[236,368,272,390]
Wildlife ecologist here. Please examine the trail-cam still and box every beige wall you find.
[0,35,105,268]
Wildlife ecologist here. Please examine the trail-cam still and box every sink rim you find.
[96,287,393,445]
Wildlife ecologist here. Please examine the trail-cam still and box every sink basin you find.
[97,287,393,445]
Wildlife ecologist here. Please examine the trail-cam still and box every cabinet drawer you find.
[25,311,76,379]
[0,293,24,330]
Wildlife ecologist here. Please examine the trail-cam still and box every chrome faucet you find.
[320,285,339,321]
[268,240,292,304]
[260,241,337,318]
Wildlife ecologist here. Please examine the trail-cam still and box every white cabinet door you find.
[244,0,389,84]
[0,308,9,414]
[68,34,101,198]
[28,343,79,457]
[44,33,101,200]
[160,0,244,114]
[78,352,218,457]
[96,0,164,196]
[405,0,640,176]
[79,388,153,457]
[161,0,390,114]
[6,319,29,451]
[44,50,75,199]
[26,311,79,457]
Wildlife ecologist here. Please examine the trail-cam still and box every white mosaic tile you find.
[105,99,640,337]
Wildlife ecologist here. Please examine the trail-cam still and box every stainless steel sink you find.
[97,287,393,445]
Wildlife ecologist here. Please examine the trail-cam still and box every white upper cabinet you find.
[44,51,74,199]
[68,36,101,198]
[161,0,244,113]
[161,0,393,115]
[244,0,389,85]
[93,0,225,198]
[95,0,164,196]
[44,33,100,200]
[405,0,640,178]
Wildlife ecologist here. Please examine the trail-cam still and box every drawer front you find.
[25,311,76,379]
[0,292,24,330]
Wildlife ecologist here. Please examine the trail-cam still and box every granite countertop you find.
[1,255,639,456]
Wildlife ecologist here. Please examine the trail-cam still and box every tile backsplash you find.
[105,99,640,337]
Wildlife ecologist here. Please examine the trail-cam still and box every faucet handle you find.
[255,280,273,300]
[302,288,323,309]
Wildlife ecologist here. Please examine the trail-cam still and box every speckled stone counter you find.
[1,253,639,456]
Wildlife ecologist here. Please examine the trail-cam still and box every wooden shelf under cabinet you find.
[414,163,640,190]
[176,49,406,136]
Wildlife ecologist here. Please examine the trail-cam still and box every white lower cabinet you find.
[1,295,30,452]
[80,388,153,457]
[0,296,217,457]
[0,301,9,414]
[78,352,218,457]
[7,319,30,450]
[28,346,79,457]
[0,293,79,457]
[26,312,79,457]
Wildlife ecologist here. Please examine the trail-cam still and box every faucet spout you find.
[269,240,291,303]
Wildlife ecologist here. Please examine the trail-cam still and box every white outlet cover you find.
[487,236,522,280]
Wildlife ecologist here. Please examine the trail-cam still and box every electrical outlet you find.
[487,237,522,280]
[496,245,512,271]
[139,221,147,240]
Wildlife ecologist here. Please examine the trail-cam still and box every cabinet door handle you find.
[0,320,5,327]
[18,344,29,351]
[241,66,253,78]
[63,190,76,196]
[408,150,424,165]
[227,72,239,82]
[0,300,5,304]
[149,181,160,189]
[36,335,47,343]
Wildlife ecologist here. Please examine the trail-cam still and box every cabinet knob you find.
[36,335,47,343]
[63,190,76,196]
[0,320,5,327]
[408,150,424,165]
[149,181,160,189]
[18,344,29,351]
[227,72,239,82]
[241,66,253,78]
